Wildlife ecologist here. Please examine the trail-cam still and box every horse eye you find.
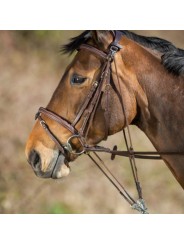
[71,75,86,85]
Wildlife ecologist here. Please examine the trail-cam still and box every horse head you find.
[25,31,149,179]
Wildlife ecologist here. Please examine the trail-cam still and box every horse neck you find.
[133,48,184,189]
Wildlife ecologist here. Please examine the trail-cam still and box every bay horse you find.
[25,31,184,210]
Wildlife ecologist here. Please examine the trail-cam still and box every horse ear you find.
[91,31,113,47]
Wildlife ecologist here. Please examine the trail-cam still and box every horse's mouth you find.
[33,153,71,179]
[51,153,71,179]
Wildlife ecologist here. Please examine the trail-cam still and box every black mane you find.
[62,30,184,76]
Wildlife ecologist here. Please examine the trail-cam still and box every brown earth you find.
[0,30,184,214]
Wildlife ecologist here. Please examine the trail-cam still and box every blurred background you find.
[0,30,184,214]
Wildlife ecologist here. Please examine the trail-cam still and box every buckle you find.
[110,45,119,53]
[131,199,149,214]
[110,41,122,51]
[40,119,48,129]
[108,43,122,61]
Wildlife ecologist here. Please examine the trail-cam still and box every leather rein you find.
[35,31,184,214]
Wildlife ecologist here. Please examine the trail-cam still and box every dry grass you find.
[0,31,183,214]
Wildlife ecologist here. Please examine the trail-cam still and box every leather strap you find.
[72,80,99,127]
[83,145,184,160]
[38,107,77,135]
[110,31,123,50]
[79,44,108,60]
[80,62,109,138]
[101,59,111,139]
[36,115,67,156]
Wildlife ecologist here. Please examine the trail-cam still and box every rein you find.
[35,31,184,214]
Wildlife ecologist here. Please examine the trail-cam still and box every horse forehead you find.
[73,50,102,70]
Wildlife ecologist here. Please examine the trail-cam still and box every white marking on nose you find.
[36,142,58,172]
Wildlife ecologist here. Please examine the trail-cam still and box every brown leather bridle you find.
[35,31,184,213]
[36,31,123,155]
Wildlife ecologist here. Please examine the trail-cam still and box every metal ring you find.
[65,135,85,155]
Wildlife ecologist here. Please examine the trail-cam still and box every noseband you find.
[35,31,184,214]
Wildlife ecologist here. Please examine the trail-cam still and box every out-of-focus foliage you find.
[46,202,75,214]
[15,31,65,49]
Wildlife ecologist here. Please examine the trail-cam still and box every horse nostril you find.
[28,149,41,169]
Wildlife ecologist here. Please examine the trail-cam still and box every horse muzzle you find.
[26,148,71,179]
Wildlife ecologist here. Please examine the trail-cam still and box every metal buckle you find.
[64,135,85,155]
[107,45,120,61]
[131,199,149,214]
[40,119,47,129]
[110,45,119,54]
